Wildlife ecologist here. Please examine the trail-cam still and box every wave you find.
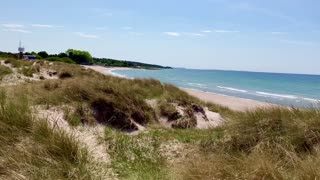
[108,70,129,79]
[217,86,248,93]
[188,83,207,87]
[303,98,320,103]
[256,91,297,99]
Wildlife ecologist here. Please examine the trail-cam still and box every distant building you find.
[23,55,36,60]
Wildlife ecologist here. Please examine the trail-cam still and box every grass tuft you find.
[0,65,13,80]
[105,127,169,179]
[0,89,97,179]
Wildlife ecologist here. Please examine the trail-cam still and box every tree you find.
[58,52,68,58]
[66,49,93,64]
[38,51,49,59]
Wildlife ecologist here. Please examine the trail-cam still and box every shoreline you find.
[182,88,276,111]
[85,65,276,111]
[83,65,132,76]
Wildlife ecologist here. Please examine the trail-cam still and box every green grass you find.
[177,107,320,179]
[0,65,13,80]
[4,58,34,68]
[105,127,169,179]
[13,62,200,130]
[18,66,39,77]
[148,128,223,144]
[0,89,98,179]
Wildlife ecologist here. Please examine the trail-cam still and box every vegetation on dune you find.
[178,107,320,180]
[0,65,13,80]
[9,62,199,131]
[105,127,169,179]
[3,58,34,68]
[18,65,40,77]
[1,58,320,179]
[0,90,97,179]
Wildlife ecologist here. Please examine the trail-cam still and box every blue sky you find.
[1,0,320,74]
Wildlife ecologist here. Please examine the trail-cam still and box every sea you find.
[110,68,320,108]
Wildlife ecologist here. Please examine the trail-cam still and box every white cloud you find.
[31,24,61,28]
[75,32,99,39]
[2,28,31,33]
[202,30,212,33]
[183,33,205,37]
[2,24,24,28]
[164,32,181,36]
[213,29,239,33]
[164,32,205,37]
[2,23,32,33]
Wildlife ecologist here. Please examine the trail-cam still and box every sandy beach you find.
[84,65,131,76]
[182,88,275,111]
[85,65,275,111]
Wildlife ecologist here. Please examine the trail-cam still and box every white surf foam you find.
[303,98,320,103]
[217,86,248,93]
[188,83,207,87]
[107,70,130,79]
[256,91,297,99]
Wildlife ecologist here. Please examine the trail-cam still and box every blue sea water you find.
[111,68,320,108]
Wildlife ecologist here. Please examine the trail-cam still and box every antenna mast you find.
[18,41,25,59]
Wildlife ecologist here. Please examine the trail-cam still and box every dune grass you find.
[18,66,40,77]
[0,89,97,179]
[0,65,13,80]
[177,107,320,179]
[2,59,320,179]
[4,58,34,68]
[105,127,169,180]
[12,62,205,131]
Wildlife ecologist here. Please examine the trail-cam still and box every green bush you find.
[46,57,75,64]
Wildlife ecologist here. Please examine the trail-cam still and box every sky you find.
[0,0,320,74]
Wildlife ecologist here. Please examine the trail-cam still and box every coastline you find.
[84,65,132,77]
[182,88,276,111]
[85,65,276,111]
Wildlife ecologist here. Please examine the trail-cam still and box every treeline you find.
[94,58,171,69]
[28,49,94,65]
[0,49,171,69]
